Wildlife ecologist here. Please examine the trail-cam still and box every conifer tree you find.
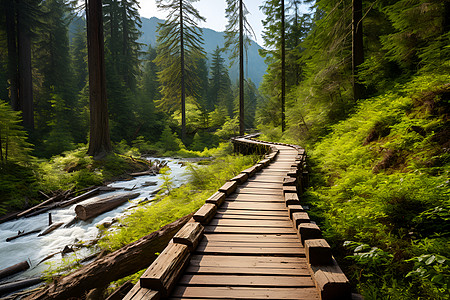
[86,0,112,158]
[208,46,233,115]
[154,0,206,142]
[224,0,255,135]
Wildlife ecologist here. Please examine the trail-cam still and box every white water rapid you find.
[0,158,188,284]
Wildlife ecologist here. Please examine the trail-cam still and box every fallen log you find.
[0,261,30,280]
[17,194,63,218]
[129,170,155,177]
[0,278,43,296]
[38,222,64,237]
[25,214,192,300]
[75,192,140,221]
[58,187,100,208]
[6,230,41,242]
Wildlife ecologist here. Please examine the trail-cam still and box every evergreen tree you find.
[208,46,233,116]
[154,0,206,142]
[135,45,163,141]
[224,0,255,135]
[86,0,112,158]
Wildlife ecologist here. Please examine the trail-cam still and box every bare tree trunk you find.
[17,3,34,130]
[5,0,19,111]
[352,0,364,101]
[281,0,286,132]
[86,0,112,158]
[180,0,186,142]
[239,0,244,136]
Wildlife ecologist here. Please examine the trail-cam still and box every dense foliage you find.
[257,0,450,298]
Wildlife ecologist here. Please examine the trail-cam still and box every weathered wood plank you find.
[208,219,293,228]
[292,212,310,229]
[230,173,248,184]
[204,226,297,234]
[185,265,311,276]
[189,254,306,267]
[311,259,351,300]
[195,245,305,256]
[123,281,160,300]
[140,243,190,296]
[202,234,298,243]
[226,193,284,202]
[214,213,290,220]
[173,222,204,251]
[240,181,283,189]
[198,241,301,248]
[170,286,320,299]
[220,202,286,211]
[218,181,238,195]
[235,187,283,195]
[178,274,314,287]
[205,191,226,207]
[216,208,287,216]
[193,204,217,224]
[305,239,333,266]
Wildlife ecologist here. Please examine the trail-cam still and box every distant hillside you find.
[139,17,267,87]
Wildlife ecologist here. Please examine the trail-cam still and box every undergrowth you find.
[98,153,258,252]
[302,74,450,299]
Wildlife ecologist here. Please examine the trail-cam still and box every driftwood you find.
[25,214,192,300]
[75,192,140,221]
[6,230,41,242]
[59,187,100,208]
[17,194,64,218]
[0,261,30,280]
[129,170,156,177]
[0,278,43,296]
[38,222,64,237]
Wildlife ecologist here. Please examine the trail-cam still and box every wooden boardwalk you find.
[168,145,320,299]
[124,138,352,300]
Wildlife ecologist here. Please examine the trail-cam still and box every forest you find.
[0,0,449,299]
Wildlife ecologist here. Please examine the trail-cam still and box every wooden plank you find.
[221,202,286,211]
[208,218,293,228]
[173,222,204,251]
[193,204,217,224]
[214,213,290,220]
[195,245,305,256]
[189,254,306,267]
[178,274,314,287]
[218,181,238,195]
[230,173,248,184]
[305,239,333,265]
[140,243,190,296]
[202,234,298,243]
[170,286,319,299]
[204,226,297,234]
[216,208,287,216]
[198,241,301,248]
[240,182,283,189]
[311,259,351,300]
[226,193,283,202]
[185,266,311,276]
[123,281,160,300]
[205,191,226,207]
[247,176,286,183]
[236,187,283,195]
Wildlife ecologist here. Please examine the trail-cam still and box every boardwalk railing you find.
[124,135,354,300]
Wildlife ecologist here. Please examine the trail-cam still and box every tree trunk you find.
[25,214,192,300]
[281,0,286,132]
[352,0,364,101]
[0,261,29,280]
[239,0,244,135]
[86,0,112,158]
[17,4,34,130]
[5,0,19,111]
[180,0,186,142]
[74,192,139,220]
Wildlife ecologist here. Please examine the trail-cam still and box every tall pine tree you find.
[154,0,206,142]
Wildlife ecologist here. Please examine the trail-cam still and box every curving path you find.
[124,137,352,300]
[169,144,319,299]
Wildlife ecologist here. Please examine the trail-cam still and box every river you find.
[0,158,188,284]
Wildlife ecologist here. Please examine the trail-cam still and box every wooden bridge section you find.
[124,136,352,300]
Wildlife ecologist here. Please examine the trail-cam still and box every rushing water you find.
[0,158,188,283]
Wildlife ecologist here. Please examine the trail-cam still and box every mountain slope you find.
[139,17,267,86]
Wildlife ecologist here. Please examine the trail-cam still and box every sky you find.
[139,0,274,46]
